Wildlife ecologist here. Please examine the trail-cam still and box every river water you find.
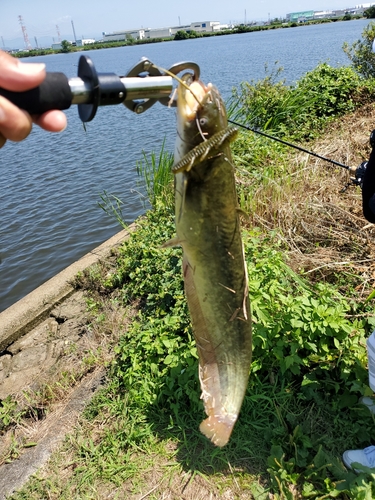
[0,19,371,312]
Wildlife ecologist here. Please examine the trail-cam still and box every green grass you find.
[229,62,375,142]
[136,137,174,211]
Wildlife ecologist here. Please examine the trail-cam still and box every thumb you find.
[0,50,46,92]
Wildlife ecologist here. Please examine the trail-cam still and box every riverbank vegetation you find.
[7,23,375,500]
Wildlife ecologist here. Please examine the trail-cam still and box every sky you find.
[0,0,367,48]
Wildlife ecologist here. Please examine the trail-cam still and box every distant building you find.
[102,29,145,41]
[287,4,375,22]
[349,4,375,14]
[189,21,222,32]
[144,27,175,39]
[286,11,315,22]
[76,38,96,46]
[314,10,335,18]
[102,21,223,42]
[73,38,96,47]
[51,38,96,50]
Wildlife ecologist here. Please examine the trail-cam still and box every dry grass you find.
[245,103,375,296]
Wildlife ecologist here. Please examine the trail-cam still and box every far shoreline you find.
[10,16,370,59]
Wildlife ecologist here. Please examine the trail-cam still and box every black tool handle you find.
[0,72,72,114]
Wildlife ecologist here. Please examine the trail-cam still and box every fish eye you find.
[199,117,208,126]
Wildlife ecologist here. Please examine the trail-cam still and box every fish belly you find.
[175,149,252,447]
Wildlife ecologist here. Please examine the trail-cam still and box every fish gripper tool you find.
[0,55,200,122]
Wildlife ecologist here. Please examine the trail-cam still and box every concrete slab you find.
[0,226,134,353]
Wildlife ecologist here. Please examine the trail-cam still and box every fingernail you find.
[16,61,46,75]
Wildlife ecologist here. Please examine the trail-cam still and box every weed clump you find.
[230,62,375,142]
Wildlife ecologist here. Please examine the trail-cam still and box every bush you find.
[174,29,202,40]
[174,30,190,40]
[244,230,370,398]
[230,63,371,140]
[364,6,375,18]
[295,63,361,117]
[343,21,375,78]
[60,40,71,53]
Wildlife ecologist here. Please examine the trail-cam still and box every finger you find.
[0,50,46,91]
[33,110,67,132]
[0,96,32,142]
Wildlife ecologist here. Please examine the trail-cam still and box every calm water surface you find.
[0,20,370,311]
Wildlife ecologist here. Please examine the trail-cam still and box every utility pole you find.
[71,20,77,44]
[178,16,181,26]
[56,25,61,42]
[1,36,5,48]
[34,36,38,48]
[18,15,32,50]
[245,9,247,25]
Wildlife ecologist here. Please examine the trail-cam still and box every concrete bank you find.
[0,225,133,398]
[0,225,134,498]
[0,226,133,352]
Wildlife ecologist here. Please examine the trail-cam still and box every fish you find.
[172,73,252,447]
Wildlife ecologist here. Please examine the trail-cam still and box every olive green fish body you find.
[173,76,252,447]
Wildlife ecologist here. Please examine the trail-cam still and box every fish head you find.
[175,73,228,158]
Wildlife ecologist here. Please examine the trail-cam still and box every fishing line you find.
[228,119,354,172]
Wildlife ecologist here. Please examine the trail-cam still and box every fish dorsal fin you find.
[172,126,238,174]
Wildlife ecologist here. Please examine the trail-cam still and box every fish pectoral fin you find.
[161,236,182,248]
[236,208,250,221]
[172,126,238,174]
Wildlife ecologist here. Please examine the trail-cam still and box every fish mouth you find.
[177,76,212,121]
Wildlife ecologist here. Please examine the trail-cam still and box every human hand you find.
[0,50,67,148]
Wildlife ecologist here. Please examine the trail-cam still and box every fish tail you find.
[199,414,237,447]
